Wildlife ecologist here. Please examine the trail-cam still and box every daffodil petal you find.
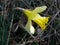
[30,24,35,34]
[25,19,35,34]
[32,6,47,13]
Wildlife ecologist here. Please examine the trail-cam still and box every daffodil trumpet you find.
[15,6,49,34]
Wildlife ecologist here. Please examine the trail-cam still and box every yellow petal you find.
[25,19,35,34]
[32,6,47,13]
[30,24,35,34]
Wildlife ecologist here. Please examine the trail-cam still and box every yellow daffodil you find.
[15,6,49,34]
[23,6,49,29]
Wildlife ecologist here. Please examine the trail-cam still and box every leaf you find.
[32,6,47,13]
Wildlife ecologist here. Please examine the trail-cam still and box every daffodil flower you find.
[15,6,49,34]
